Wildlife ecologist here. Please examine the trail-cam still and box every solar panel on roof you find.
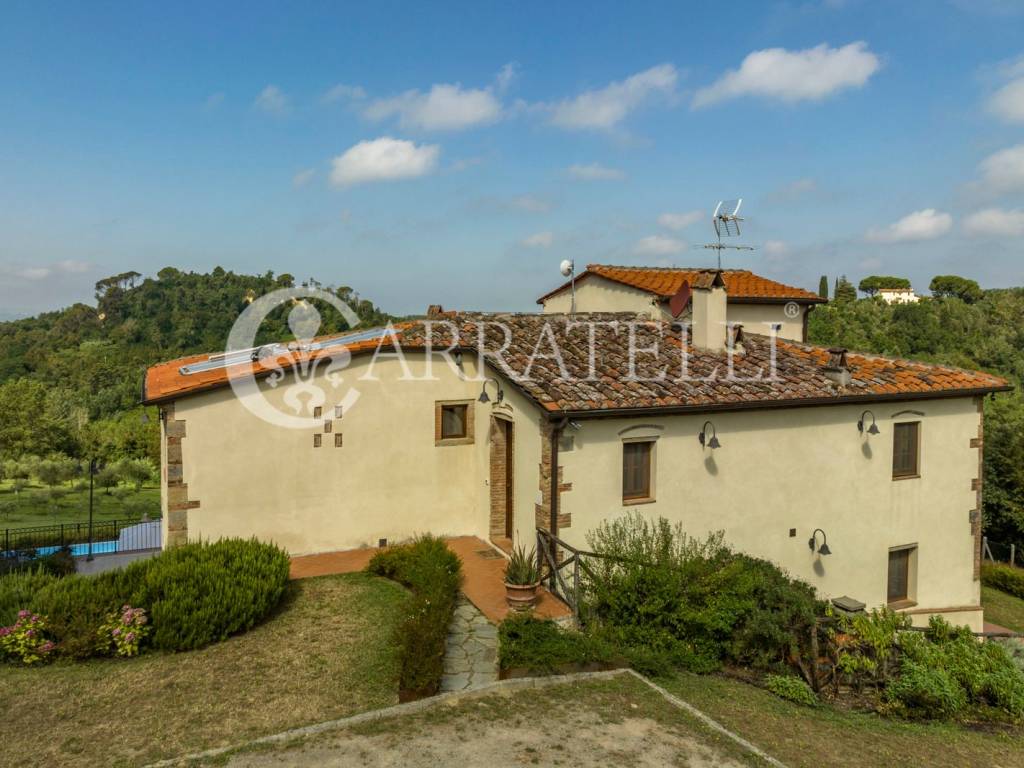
[178,327,390,376]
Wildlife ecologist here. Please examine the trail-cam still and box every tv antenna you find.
[703,199,754,269]
[559,259,576,314]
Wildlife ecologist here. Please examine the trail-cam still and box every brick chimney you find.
[823,348,851,386]
[691,271,728,353]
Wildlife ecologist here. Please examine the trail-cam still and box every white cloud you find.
[977,143,1024,191]
[292,168,315,188]
[321,83,366,104]
[522,231,554,248]
[866,209,953,243]
[509,195,552,214]
[766,177,819,203]
[56,259,90,273]
[495,62,519,93]
[963,207,1024,237]
[989,78,1024,123]
[364,83,501,131]
[693,42,880,108]
[634,235,687,256]
[329,137,440,187]
[254,84,289,115]
[548,64,678,130]
[763,240,789,256]
[657,210,703,231]
[566,163,626,181]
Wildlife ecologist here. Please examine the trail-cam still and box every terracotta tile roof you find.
[537,265,826,304]
[144,313,1010,413]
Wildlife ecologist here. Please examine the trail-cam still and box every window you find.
[313,434,322,448]
[441,405,467,439]
[887,546,917,605]
[313,406,322,419]
[334,433,343,448]
[324,420,332,433]
[622,441,653,502]
[892,422,920,479]
[334,405,343,419]
[435,400,474,446]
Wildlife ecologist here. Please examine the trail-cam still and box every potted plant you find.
[504,543,541,611]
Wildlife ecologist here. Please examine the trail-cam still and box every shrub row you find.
[0,538,291,660]
[981,563,1024,600]
[498,614,621,674]
[582,514,824,674]
[367,535,462,698]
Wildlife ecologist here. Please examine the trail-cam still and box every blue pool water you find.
[16,540,119,558]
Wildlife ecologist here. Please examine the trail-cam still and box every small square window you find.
[324,420,332,433]
[892,422,920,479]
[313,406,322,419]
[334,405,343,419]
[313,433,322,448]
[441,404,468,439]
[334,433,343,448]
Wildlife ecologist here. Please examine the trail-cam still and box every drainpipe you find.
[546,417,567,590]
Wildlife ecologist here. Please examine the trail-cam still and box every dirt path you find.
[216,675,771,768]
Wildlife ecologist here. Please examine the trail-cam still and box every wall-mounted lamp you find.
[478,377,504,404]
[857,410,880,435]
[698,421,721,449]
[453,349,463,368]
[808,528,832,556]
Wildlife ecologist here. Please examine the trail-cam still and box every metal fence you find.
[1,518,162,559]
[983,536,1023,568]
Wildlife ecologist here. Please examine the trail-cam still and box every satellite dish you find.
[669,281,692,319]
[559,259,574,277]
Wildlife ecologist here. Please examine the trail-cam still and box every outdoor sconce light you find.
[808,528,832,556]
[478,377,504,404]
[452,349,463,368]
[857,410,880,435]
[698,421,721,449]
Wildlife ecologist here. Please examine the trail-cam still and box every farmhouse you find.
[538,264,826,341]
[143,271,1010,632]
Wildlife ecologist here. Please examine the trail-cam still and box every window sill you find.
[888,599,918,611]
[622,497,656,506]
[435,437,474,447]
[892,474,920,482]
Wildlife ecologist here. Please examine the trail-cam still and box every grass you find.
[0,480,160,529]
[0,572,407,768]
[660,671,1024,768]
[202,673,770,767]
[983,584,1024,633]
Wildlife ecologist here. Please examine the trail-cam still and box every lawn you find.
[0,572,407,768]
[0,480,160,529]
[983,584,1024,633]
[206,673,770,767]
[661,671,1024,768]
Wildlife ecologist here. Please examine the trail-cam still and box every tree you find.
[930,275,983,304]
[818,276,829,300]
[834,275,857,303]
[858,276,911,297]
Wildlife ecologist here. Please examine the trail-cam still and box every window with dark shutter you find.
[892,422,920,479]
[622,442,653,502]
[887,547,913,603]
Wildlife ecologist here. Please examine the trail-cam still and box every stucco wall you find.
[167,353,544,555]
[553,397,982,629]
[542,276,807,341]
[542,276,659,316]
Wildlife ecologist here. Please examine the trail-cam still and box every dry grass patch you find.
[211,674,770,767]
[0,573,406,768]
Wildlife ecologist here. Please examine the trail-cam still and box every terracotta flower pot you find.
[504,580,541,611]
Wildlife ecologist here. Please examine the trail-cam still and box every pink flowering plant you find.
[97,605,150,657]
[0,611,56,665]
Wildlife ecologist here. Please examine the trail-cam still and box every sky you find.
[2,0,1024,319]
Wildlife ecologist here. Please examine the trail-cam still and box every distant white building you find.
[879,287,919,304]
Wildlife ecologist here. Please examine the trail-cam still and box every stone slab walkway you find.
[440,596,498,692]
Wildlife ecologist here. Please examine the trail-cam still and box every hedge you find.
[367,535,462,698]
[3,538,291,659]
[982,563,1024,600]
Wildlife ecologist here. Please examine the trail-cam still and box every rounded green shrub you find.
[765,673,818,706]
[885,660,967,718]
